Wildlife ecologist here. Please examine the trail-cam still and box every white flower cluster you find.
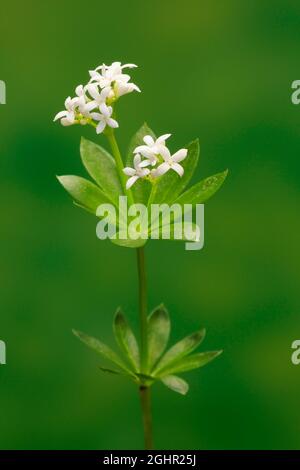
[54,62,140,134]
[123,134,188,189]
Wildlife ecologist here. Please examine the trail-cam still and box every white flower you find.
[75,85,97,124]
[53,96,79,126]
[134,134,171,165]
[91,103,119,134]
[123,154,150,189]
[153,147,188,177]
[89,61,140,99]
[86,83,111,108]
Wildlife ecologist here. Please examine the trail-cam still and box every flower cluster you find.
[54,62,140,134]
[123,134,188,189]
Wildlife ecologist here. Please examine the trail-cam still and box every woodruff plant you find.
[54,61,227,449]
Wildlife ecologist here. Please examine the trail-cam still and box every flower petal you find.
[107,118,119,128]
[157,133,171,144]
[54,110,67,121]
[171,162,184,177]
[123,167,136,176]
[155,162,170,177]
[96,120,106,134]
[143,135,155,146]
[126,175,139,189]
[172,148,188,163]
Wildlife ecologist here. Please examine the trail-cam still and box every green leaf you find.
[57,175,112,214]
[98,366,122,375]
[113,309,140,372]
[174,170,228,206]
[110,235,147,248]
[149,221,200,243]
[147,305,170,370]
[157,351,222,376]
[148,139,200,206]
[126,123,156,205]
[80,137,122,205]
[161,375,189,395]
[72,329,133,375]
[153,328,206,375]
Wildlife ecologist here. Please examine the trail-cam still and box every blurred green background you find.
[1,0,300,450]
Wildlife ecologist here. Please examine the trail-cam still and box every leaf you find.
[149,221,201,243]
[161,375,189,395]
[157,351,223,376]
[153,328,206,375]
[57,175,112,214]
[147,305,170,370]
[113,309,140,372]
[98,366,122,375]
[126,123,156,205]
[72,329,133,375]
[80,137,122,205]
[110,235,147,248]
[174,170,228,206]
[148,139,200,206]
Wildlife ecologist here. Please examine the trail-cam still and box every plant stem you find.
[136,246,153,449]
[139,385,153,450]
[106,128,153,448]
[137,247,148,373]
[106,129,134,205]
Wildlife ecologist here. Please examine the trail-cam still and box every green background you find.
[1,0,300,450]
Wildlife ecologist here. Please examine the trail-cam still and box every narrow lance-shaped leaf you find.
[98,366,122,375]
[57,175,112,214]
[110,236,147,249]
[147,305,170,371]
[157,351,223,377]
[148,139,200,206]
[174,170,228,206]
[161,375,189,395]
[153,328,206,376]
[80,137,122,205]
[72,329,134,376]
[113,309,140,372]
[126,123,156,205]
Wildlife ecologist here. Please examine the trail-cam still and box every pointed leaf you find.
[110,235,147,248]
[148,139,200,206]
[161,375,189,395]
[72,329,133,375]
[113,309,140,372]
[80,137,122,205]
[126,123,156,205]
[153,328,206,375]
[98,366,122,375]
[147,305,170,370]
[157,350,223,377]
[149,221,201,243]
[174,170,228,206]
[57,175,112,214]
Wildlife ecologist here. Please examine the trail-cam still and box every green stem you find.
[136,247,148,373]
[136,247,153,449]
[106,129,134,206]
[139,385,153,450]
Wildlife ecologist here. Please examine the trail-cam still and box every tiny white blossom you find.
[89,61,140,99]
[91,103,119,134]
[75,85,97,124]
[123,154,150,189]
[134,134,171,165]
[86,84,111,108]
[54,96,79,126]
[153,147,188,177]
